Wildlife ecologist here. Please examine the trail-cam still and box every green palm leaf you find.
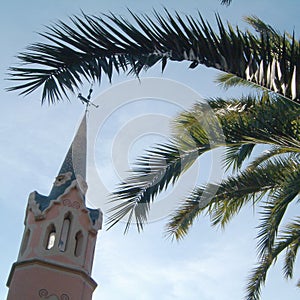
[223,143,255,171]
[166,155,299,239]
[216,73,265,90]
[256,157,300,258]
[248,146,296,170]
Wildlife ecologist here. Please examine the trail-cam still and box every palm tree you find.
[107,89,300,300]
[7,12,300,106]
[7,10,300,300]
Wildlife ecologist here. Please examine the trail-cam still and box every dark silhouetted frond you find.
[7,12,300,105]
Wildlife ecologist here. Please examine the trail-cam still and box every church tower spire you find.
[7,113,102,300]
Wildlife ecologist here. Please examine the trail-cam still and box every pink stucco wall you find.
[7,261,96,300]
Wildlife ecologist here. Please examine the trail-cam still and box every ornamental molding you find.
[38,288,69,300]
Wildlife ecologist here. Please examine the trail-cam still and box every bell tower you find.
[7,113,102,300]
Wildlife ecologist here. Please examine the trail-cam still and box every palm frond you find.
[244,16,281,38]
[7,12,300,105]
[166,156,295,239]
[248,146,295,170]
[220,100,300,149]
[256,156,300,258]
[245,257,271,300]
[246,218,300,300]
[215,73,265,91]
[283,240,299,279]
[223,143,255,172]
[106,142,202,232]
[191,95,300,150]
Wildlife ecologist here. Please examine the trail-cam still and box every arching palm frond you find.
[166,159,280,239]
[247,146,296,170]
[215,73,266,91]
[256,158,300,255]
[166,154,299,237]
[223,143,255,171]
[246,218,300,300]
[106,143,201,232]
[7,12,300,105]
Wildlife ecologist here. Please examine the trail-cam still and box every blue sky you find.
[1,1,300,299]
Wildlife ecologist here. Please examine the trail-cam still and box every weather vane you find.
[78,84,99,111]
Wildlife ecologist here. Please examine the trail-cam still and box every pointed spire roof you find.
[58,112,87,180]
[47,113,87,200]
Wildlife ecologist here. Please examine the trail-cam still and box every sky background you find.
[1,0,300,299]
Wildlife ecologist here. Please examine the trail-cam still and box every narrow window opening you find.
[46,228,56,250]
[74,231,84,257]
[58,215,71,252]
[20,229,31,255]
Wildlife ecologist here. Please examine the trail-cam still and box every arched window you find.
[58,215,71,252]
[74,231,84,257]
[45,225,56,250]
[20,229,31,255]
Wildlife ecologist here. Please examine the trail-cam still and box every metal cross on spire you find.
[78,84,99,111]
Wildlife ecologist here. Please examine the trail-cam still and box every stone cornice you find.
[7,258,98,289]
